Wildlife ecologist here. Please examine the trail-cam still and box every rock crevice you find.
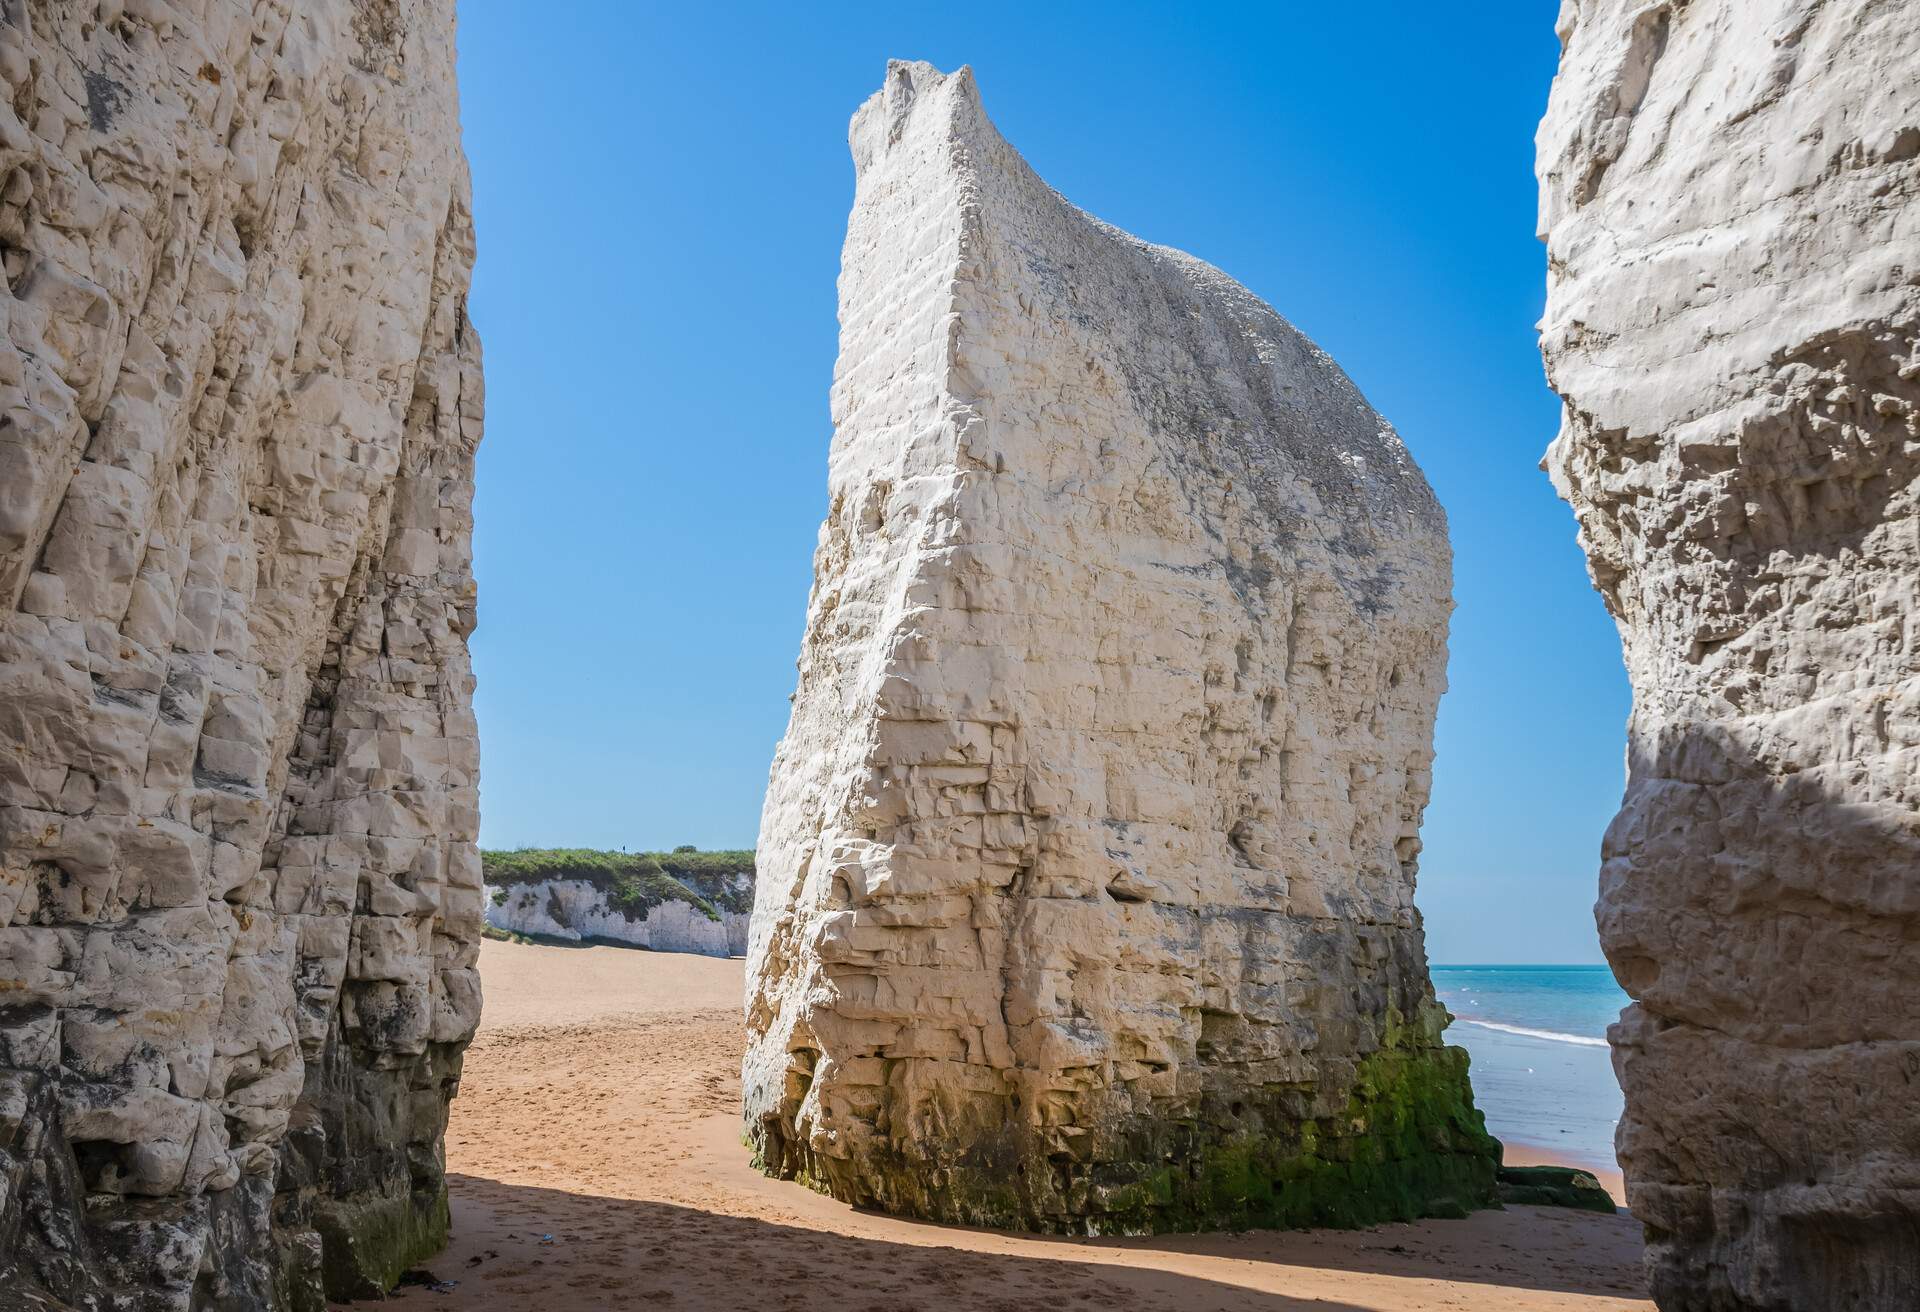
[743,61,1495,1235]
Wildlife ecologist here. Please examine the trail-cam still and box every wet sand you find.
[358,940,1652,1311]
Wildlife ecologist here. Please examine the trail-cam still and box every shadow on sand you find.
[1086,1207,1646,1301]
[358,1173,1646,1311]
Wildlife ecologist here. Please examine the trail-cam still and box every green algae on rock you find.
[752,1018,1497,1234]
[1496,1164,1617,1214]
[313,1183,453,1301]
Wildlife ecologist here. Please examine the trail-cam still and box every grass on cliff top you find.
[480,847,756,921]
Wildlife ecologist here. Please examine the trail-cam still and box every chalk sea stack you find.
[742,61,1496,1234]
[1539,2,1920,1307]
[0,2,483,1306]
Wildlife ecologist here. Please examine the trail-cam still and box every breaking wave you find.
[1457,1019,1609,1049]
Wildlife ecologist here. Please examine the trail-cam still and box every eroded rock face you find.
[743,61,1495,1234]
[0,3,482,1307]
[1539,3,1919,1307]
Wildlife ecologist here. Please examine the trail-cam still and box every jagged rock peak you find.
[742,60,1495,1235]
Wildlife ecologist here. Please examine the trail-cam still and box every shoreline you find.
[1437,984,1626,1197]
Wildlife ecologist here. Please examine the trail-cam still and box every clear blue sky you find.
[456,1,1628,964]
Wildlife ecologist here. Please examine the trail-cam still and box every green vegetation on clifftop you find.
[481,847,756,923]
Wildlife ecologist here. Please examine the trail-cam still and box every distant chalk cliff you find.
[483,849,754,957]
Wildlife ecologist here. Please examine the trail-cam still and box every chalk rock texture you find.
[0,2,483,1308]
[1539,3,1920,1307]
[743,61,1496,1234]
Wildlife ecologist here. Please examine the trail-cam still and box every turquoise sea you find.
[1430,965,1629,1171]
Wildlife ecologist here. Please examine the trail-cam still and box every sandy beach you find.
[357,940,1651,1311]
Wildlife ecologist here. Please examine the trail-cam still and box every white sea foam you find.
[1458,1019,1609,1049]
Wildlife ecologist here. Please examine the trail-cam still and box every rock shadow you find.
[379,1174,1371,1310]
[1592,713,1920,1308]
[1080,1203,1647,1301]
[364,1173,1648,1310]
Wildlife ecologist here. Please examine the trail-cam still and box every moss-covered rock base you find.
[1496,1164,1617,1213]
[314,1184,453,1300]
[752,1039,1501,1235]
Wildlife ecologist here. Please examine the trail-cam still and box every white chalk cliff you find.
[1539,2,1919,1307]
[486,871,753,957]
[0,2,483,1307]
[743,62,1495,1233]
